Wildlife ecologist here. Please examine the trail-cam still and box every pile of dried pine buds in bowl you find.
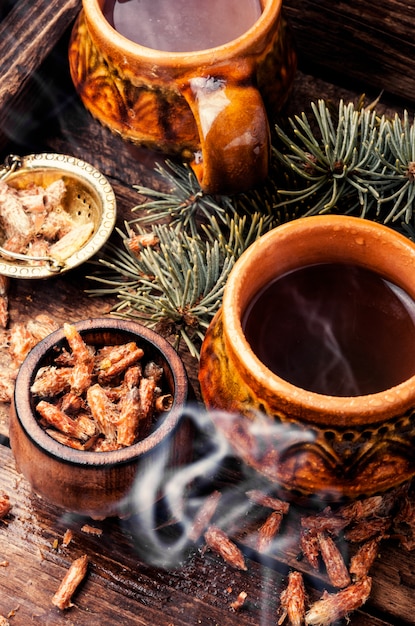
[29,322,174,451]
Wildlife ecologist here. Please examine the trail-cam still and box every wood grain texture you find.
[283,0,415,102]
[0,444,409,626]
[0,11,414,625]
[0,0,81,112]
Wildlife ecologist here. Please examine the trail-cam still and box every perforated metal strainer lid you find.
[0,153,117,278]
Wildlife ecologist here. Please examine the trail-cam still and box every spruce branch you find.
[272,99,389,217]
[87,211,271,358]
[88,223,223,358]
[86,97,415,359]
[130,160,235,237]
[373,111,415,223]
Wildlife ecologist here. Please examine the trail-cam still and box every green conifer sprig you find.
[88,98,415,357]
[131,160,235,237]
[88,215,268,357]
[374,111,415,223]
[273,100,388,217]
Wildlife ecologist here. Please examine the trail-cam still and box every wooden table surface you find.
[1,2,415,625]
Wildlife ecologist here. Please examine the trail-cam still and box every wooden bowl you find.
[10,318,189,518]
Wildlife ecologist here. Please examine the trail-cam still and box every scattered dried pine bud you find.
[257,511,283,553]
[278,571,306,626]
[0,493,11,519]
[127,233,159,255]
[187,491,222,543]
[230,590,248,611]
[6,607,18,619]
[52,554,89,610]
[81,524,103,536]
[305,576,372,626]
[336,496,384,521]
[317,532,351,589]
[344,517,391,543]
[204,525,247,571]
[62,529,73,547]
[349,535,382,580]
[301,513,348,536]
[300,529,320,570]
[246,490,290,514]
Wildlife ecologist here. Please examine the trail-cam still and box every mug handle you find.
[180,74,270,195]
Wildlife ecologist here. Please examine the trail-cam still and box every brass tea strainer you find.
[0,153,117,278]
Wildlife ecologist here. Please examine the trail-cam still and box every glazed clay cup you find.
[68,0,296,194]
[199,215,415,501]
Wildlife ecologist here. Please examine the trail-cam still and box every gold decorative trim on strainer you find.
[0,153,117,279]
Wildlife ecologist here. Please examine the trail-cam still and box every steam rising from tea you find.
[103,0,262,52]
[242,262,415,396]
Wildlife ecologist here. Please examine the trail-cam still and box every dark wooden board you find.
[0,444,410,626]
[0,5,415,625]
[284,0,415,103]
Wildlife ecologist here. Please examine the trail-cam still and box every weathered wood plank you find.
[0,0,81,150]
[0,12,414,626]
[284,0,415,102]
[0,445,279,626]
[0,444,400,626]
[0,0,81,113]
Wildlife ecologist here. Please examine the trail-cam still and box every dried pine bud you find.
[317,532,351,589]
[0,493,11,519]
[52,554,89,610]
[204,526,247,571]
[246,490,290,514]
[62,529,73,547]
[257,511,283,552]
[187,491,222,543]
[344,516,391,543]
[336,495,384,521]
[305,577,372,626]
[349,536,382,580]
[81,525,103,537]
[278,571,306,626]
[300,529,320,570]
[230,590,248,611]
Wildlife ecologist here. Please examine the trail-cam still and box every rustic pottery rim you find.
[222,214,415,426]
[12,317,188,466]
[85,0,282,66]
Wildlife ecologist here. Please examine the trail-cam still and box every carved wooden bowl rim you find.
[13,317,189,467]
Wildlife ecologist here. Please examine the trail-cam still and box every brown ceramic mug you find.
[199,216,415,501]
[68,0,296,194]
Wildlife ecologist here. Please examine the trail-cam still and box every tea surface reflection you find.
[103,0,263,51]
[243,262,415,396]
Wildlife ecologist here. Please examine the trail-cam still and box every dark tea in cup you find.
[103,0,263,51]
[199,216,415,498]
[242,262,415,396]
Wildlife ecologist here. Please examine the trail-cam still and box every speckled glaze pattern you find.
[199,309,415,500]
[68,0,296,194]
[198,216,415,501]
